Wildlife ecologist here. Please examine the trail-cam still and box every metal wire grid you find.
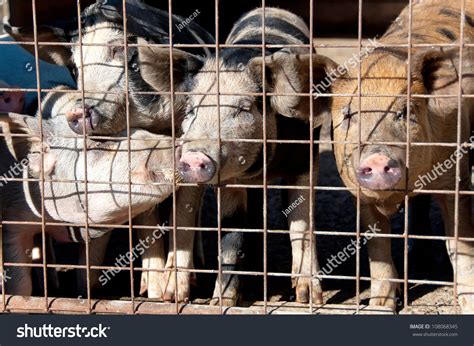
[0,0,471,314]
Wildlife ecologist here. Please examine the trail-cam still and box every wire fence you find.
[0,0,472,315]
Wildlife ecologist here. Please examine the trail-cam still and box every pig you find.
[6,0,214,300]
[325,0,474,312]
[5,0,214,135]
[0,80,24,113]
[0,88,180,296]
[141,7,336,305]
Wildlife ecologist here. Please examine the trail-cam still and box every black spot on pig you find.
[437,28,457,41]
[440,8,474,28]
[228,15,309,44]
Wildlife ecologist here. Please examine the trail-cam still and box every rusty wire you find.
[402,0,413,310]
[0,0,471,315]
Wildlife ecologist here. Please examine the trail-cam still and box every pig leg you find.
[137,211,166,299]
[436,193,474,313]
[287,172,323,304]
[77,231,112,297]
[210,188,247,306]
[361,203,398,310]
[3,228,35,295]
[163,186,205,302]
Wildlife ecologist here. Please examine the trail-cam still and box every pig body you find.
[330,0,474,312]
[175,7,335,305]
[0,89,178,295]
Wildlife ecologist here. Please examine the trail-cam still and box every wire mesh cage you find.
[0,0,472,315]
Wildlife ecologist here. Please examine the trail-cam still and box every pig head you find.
[171,51,335,184]
[329,47,474,209]
[0,108,178,226]
[5,0,212,135]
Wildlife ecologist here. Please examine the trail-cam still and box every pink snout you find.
[0,90,25,113]
[356,153,402,190]
[178,151,216,183]
[66,106,99,134]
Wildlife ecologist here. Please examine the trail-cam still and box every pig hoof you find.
[369,296,397,311]
[294,278,323,304]
[211,275,240,306]
[139,271,164,300]
[459,295,474,314]
[369,280,398,311]
[209,296,238,307]
[162,271,191,303]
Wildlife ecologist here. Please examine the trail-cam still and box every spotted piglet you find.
[326,0,474,312]
[143,7,337,305]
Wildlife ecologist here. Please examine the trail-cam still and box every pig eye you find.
[110,45,124,60]
[234,103,252,118]
[342,106,353,119]
[242,105,252,112]
[396,108,407,120]
[396,107,418,124]
[185,105,197,118]
[234,108,246,118]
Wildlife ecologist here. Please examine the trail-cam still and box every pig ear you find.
[0,112,42,161]
[137,38,204,91]
[4,24,72,66]
[27,150,57,178]
[248,52,338,126]
[411,49,456,94]
[0,112,56,177]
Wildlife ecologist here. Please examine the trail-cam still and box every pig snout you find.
[356,153,402,190]
[0,90,25,113]
[66,106,100,134]
[178,151,216,183]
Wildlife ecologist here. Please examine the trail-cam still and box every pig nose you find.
[178,151,216,183]
[66,107,99,134]
[357,153,402,190]
[0,90,25,113]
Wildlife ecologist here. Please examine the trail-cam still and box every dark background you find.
[8,0,407,38]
